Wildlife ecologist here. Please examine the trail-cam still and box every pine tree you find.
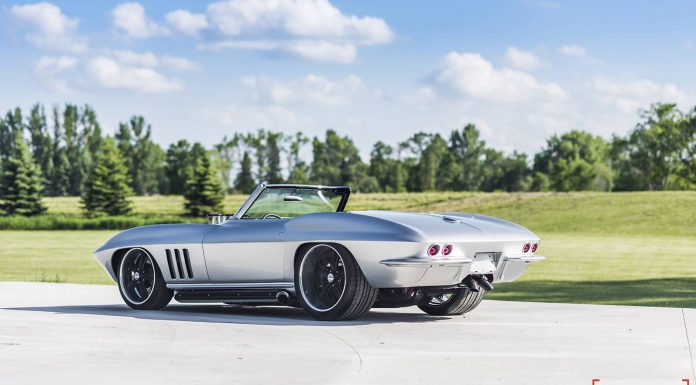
[81,138,132,216]
[234,151,256,193]
[0,136,46,216]
[184,152,225,216]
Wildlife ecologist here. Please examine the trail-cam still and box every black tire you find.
[295,243,378,321]
[117,248,173,310]
[418,288,485,316]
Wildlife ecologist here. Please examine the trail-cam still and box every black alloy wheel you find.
[117,248,173,310]
[295,243,378,321]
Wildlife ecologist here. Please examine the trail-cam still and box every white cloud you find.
[35,55,78,73]
[160,56,201,71]
[200,39,357,63]
[10,2,87,52]
[432,52,565,103]
[504,47,541,70]
[401,87,436,106]
[241,73,372,106]
[207,0,392,43]
[86,56,183,93]
[111,2,169,39]
[559,45,587,57]
[591,77,689,113]
[165,9,209,35]
[206,104,300,130]
[286,40,356,63]
[200,39,279,51]
[112,50,200,71]
[33,50,194,93]
[200,0,393,62]
[34,55,79,93]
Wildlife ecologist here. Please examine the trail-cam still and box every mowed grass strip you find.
[37,191,696,236]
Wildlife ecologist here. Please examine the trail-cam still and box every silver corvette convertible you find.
[94,183,544,321]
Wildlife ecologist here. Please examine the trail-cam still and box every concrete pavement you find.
[0,282,694,385]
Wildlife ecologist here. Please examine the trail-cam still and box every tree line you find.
[0,102,694,217]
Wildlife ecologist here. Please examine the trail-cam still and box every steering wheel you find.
[262,213,282,220]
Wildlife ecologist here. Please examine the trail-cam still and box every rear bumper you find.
[375,254,545,286]
[379,257,472,267]
[495,255,545,282]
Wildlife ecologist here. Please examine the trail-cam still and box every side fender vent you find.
[165,248,194,279]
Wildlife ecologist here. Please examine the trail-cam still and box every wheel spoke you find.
[320,285,333,305]
[136,282,148,300]
[330,284,342,299]
[328,253,339,269]
[137,253,146,269]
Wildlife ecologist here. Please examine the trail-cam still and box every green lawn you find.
[487,233,696,307]
[0,231,115,284]
[2,191,696,307]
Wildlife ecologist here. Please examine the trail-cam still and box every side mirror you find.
[207,214,229,224]
[283,195,303,202]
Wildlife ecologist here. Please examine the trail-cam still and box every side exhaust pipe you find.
[461,275,480,292]
[276,290,291,305]
[473,275,494,291]
[460,275,495,292]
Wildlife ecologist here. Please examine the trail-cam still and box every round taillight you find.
[428,244,440,256]
[442,244,453,256]
[523,243,531,253]
[531,243,538,253]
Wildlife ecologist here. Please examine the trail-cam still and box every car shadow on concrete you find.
[3,303,451,326]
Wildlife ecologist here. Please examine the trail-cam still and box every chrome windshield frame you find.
[231,183,351,220]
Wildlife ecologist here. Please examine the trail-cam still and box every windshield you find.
[242,188,347,219]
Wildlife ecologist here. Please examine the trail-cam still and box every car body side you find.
[93,210,542,290]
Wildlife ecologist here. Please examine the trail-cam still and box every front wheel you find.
[295,244,378,321]
[418,288,485,316]
[117,248,173,310]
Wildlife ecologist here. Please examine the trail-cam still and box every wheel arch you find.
[110,248,131,278]
[292,242,358,269]
[110,247,159,278]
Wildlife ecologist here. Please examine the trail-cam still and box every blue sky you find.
[2,0,695,156]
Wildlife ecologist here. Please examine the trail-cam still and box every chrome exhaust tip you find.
[276,290,291,305]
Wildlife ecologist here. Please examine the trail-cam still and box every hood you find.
[95,223,214,252]
[351,210,538,243]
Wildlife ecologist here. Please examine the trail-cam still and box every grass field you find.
[1,191,695,307]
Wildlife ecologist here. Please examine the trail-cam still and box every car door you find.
[202,219,289,283]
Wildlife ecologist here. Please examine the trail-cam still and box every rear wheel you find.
[295,244,378,321]
[418,288,485,316]
[117,248,173,310]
